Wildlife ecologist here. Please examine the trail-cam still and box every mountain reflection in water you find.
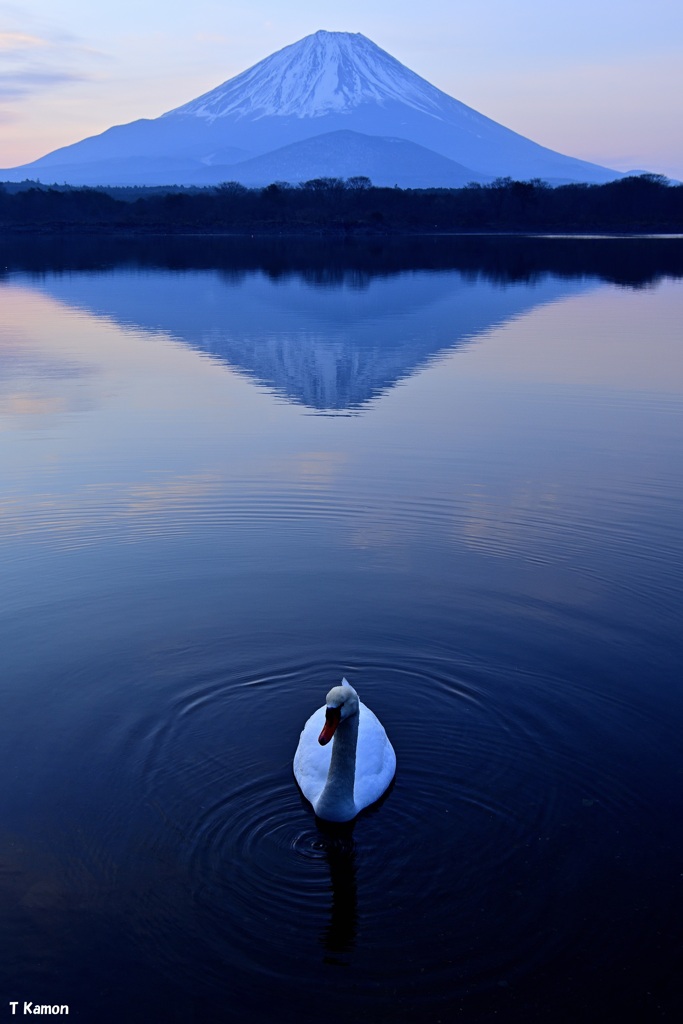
[24,265,592,412]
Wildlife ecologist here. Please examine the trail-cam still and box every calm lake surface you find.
[1,237,682,1022]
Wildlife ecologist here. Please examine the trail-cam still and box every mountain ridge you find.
[193,130,490,188]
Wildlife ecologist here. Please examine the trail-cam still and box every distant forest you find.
[1,174,682,234]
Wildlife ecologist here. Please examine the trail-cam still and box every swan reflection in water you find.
[315,819,358,963]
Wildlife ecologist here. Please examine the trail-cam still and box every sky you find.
[1,0,682,179]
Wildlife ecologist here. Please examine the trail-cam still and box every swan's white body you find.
[293,679,396,822]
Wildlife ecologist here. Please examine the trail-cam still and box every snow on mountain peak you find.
[166,30,449,122]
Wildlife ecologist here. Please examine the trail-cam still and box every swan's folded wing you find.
[354,703,396,812]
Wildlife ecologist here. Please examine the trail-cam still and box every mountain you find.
[1,30,621,188]
[27,268,593,413]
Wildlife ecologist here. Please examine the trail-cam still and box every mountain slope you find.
[2,30,621,187]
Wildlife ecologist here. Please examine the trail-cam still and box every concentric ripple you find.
[68,642,656,1010]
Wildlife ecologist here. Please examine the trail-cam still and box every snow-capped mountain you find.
[170,30,461,121]
[1,30,621,187]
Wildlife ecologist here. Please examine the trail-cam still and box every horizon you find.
[1,3,682,180]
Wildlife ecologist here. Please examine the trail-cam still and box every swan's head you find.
[318,679,359,745]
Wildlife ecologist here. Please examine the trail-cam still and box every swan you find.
[293,679,396,822]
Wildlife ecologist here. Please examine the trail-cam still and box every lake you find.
[1,236,682,1022]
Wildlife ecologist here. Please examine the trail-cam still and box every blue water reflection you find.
[0,245,682,1022]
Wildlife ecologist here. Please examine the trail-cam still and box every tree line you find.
[1,174,681,233]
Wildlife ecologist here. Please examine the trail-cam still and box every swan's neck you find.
[315,712,358,822]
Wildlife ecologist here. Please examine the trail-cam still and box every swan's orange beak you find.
[318,705,341,745]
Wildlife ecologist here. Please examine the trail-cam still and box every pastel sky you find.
[1,0,682,178]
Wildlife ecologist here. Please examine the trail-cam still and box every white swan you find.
[293,679,396,822]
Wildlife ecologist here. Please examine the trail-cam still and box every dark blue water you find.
[1,239,682,1022]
